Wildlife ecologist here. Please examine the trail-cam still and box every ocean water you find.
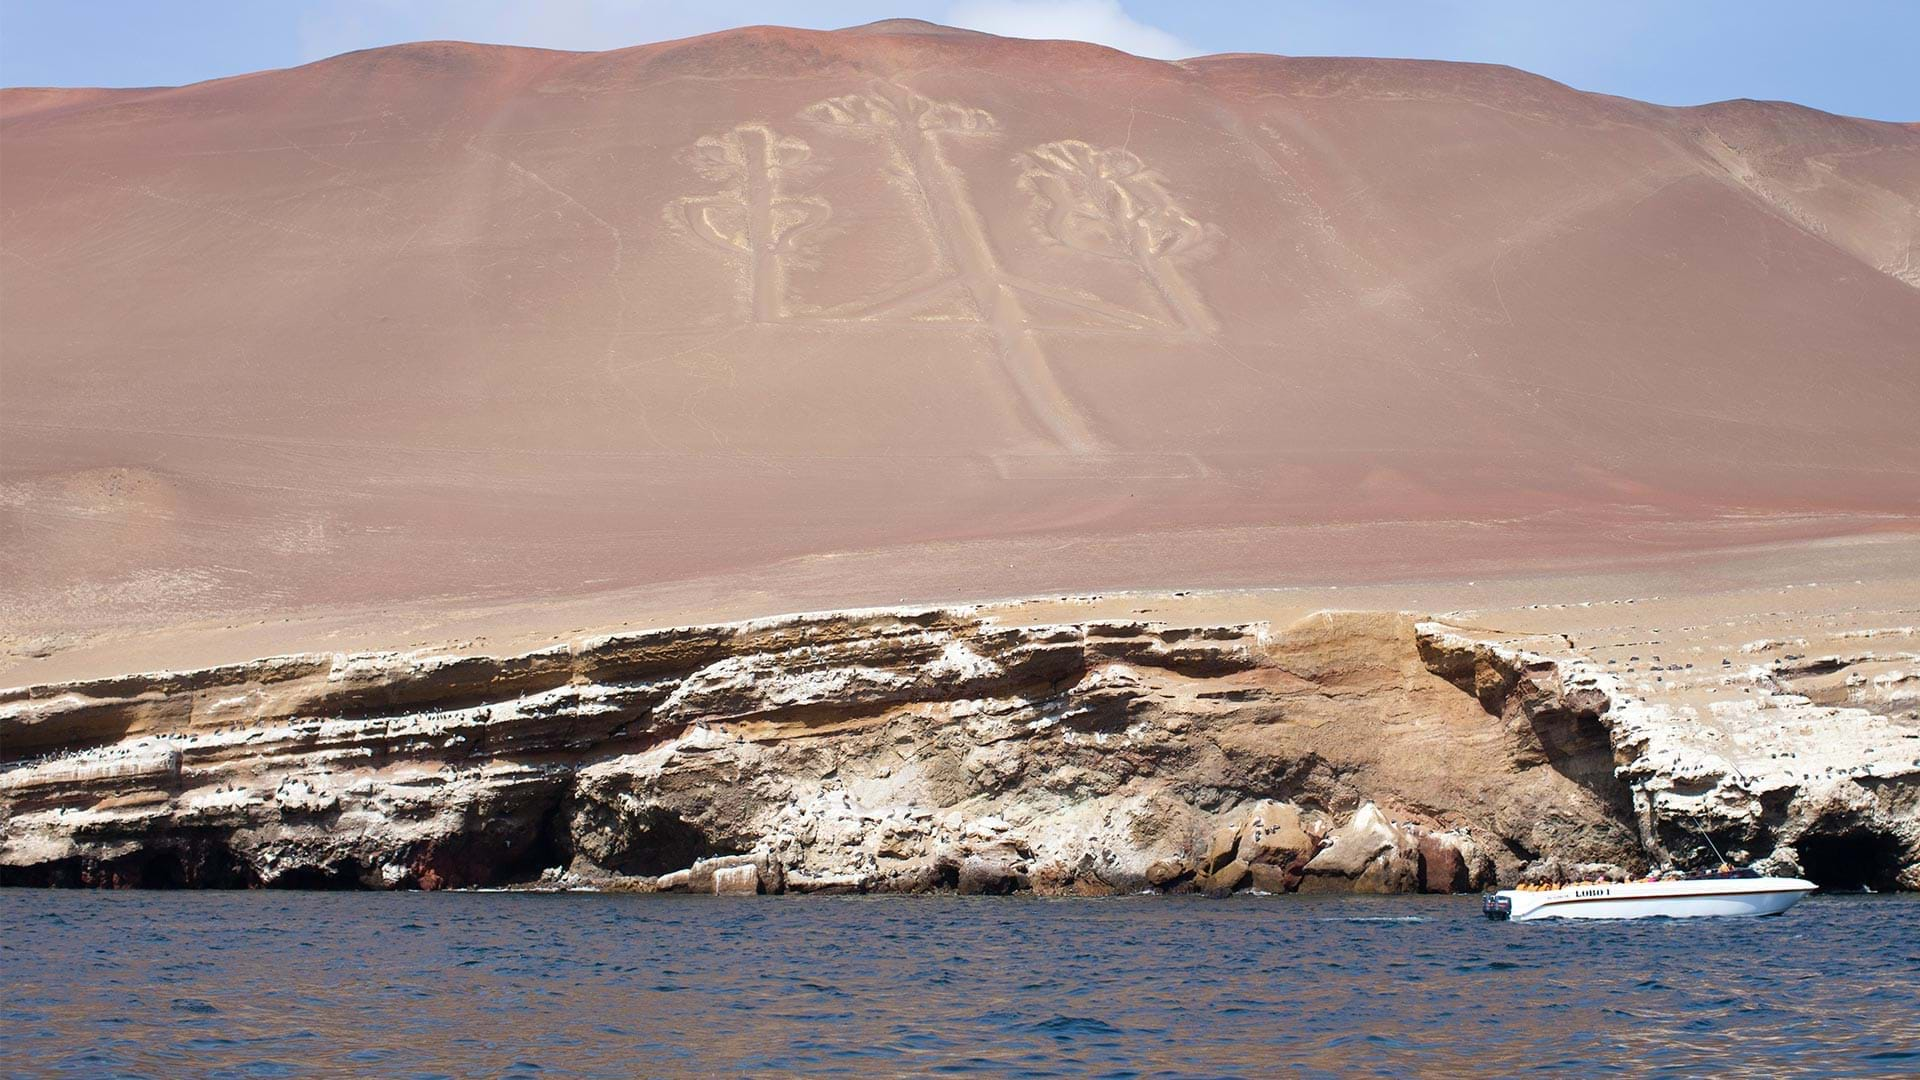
[3,891,1916,1077]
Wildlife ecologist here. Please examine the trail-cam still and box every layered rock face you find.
[1420,626,1920,891]
[7,603,1914,892]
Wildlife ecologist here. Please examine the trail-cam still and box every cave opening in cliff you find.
[1797,828,1904,891]
[491,799,572,887]
[603,807,733,876]
[130,839,255,889]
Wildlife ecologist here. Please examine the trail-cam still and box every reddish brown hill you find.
[3,22,1918,648]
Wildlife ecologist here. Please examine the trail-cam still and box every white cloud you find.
[945,0,1195,59]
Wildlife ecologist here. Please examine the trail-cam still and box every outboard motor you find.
[1482,893,1512,920]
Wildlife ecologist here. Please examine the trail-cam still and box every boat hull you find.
[1488,877,1816,921]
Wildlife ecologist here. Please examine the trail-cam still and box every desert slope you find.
[3,21,1918,663]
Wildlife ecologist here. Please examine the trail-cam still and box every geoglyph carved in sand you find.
[1018,140,1220,334]
[798,84,997,323]
[800,83,1104,453]
[664,85,1225,453]
[669,124,830,322]
[793,86,1220,340]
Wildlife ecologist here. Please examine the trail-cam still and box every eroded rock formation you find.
[3,604,1916,892]
[1419,625,1920,891]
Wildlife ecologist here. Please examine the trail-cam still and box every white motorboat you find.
[1483,873,1816,921]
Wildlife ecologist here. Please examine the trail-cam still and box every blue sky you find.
[1,1,1913,121]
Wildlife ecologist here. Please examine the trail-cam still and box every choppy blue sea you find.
[4,891,1917,1077]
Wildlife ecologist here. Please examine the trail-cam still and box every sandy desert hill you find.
[3,19,1918,672]
[5,21,1920,901]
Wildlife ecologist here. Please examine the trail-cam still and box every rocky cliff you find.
[3,603,1915,892]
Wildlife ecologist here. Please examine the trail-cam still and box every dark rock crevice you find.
[1413,626,1644,871]
[571,803,736,878]
[1797,827,1907,891]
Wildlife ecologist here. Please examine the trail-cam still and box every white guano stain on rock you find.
[2,604,1915,891]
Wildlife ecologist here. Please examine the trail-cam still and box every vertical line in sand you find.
[1139,242,1217,336]
[909,131,1104,455]
[1105,176,1214,337]
[742,127,781,324]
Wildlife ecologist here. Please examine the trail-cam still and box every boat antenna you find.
[1698,828,1728,866]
